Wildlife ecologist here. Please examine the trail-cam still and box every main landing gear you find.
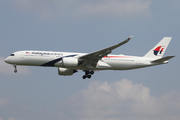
[82,70,94,79]
[13,65,17,73]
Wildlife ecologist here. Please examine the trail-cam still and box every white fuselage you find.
[4,37,173,79]
[4,50,163,70]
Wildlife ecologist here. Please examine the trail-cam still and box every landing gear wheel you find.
[83,75,86,79]
[13,65,17,73]
[14,69,17,73]
[82,75,91,79]
[83,70,94,79]
[87,75,91,79]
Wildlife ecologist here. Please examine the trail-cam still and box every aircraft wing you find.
[78,36,133,68]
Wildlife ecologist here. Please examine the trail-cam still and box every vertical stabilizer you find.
[144,37,172,59]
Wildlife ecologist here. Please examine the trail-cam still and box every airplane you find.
[4,36,175,79]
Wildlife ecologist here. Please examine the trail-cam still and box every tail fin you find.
[144,37,172,59]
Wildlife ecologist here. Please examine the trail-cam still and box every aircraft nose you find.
[4,57,10,63]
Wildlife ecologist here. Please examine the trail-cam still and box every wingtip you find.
[129,35,134,38]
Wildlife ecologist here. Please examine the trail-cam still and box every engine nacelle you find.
[62,57,78,67]
[58,67,77,76]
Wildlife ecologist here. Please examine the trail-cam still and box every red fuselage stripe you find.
[103,56,133,58]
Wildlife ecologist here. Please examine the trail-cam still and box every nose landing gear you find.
[13,65,17,73]
[82,70,94,79]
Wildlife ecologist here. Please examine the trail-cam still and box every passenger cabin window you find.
[10,54,15,56]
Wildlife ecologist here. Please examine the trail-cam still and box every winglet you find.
[124,35,133,43]
[128,35,134,40]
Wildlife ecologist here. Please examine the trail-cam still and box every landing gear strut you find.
[82,70,94,79]
[13,65,17,73]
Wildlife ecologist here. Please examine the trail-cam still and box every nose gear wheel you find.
[13,65,17,73]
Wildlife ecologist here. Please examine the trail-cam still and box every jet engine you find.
[58,67,77,76]
[62,57,79,67]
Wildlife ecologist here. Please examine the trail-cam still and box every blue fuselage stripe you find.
[41,55,77,67]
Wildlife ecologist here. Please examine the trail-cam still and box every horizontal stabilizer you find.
[151,56,175,63]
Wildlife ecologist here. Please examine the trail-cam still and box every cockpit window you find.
[10,54,15,56]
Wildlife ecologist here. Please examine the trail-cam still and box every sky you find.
[0,0,180,120]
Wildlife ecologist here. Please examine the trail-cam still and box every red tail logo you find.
[154,46,165,55]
